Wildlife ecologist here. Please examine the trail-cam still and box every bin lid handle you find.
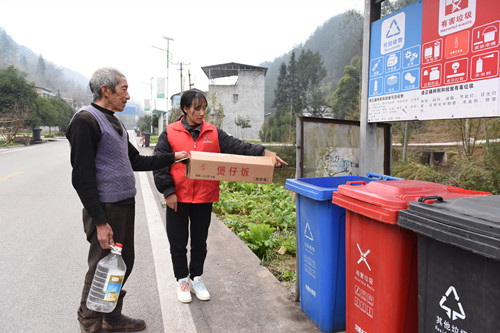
[417,196,444,203]
[400,194,425,200]
[366,172,383,180]
[346,181,367,186]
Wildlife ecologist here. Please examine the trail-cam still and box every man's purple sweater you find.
[80,105,136,203]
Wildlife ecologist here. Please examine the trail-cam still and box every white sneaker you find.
[190,276,211,301]
[176,277,192,303]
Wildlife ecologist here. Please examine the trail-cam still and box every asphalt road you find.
[0,139,167,332]
[0,140,89,332]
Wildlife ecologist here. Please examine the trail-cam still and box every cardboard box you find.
[185,150,275,183]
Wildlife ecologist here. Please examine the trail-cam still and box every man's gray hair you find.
[89,67,125,101]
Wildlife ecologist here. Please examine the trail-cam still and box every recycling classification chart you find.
[368,0,500,122]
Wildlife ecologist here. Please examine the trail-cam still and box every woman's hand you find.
[174,151,190,162]
[274,155,288,167]
[165,194,178,212]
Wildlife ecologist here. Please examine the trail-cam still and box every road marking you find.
[0,145,40,154]
[133,131,196,333]
[0,171,24,182]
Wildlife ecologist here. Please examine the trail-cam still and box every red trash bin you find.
[331,180,490,333]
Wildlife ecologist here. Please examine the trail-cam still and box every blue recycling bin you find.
[285,175,383,332]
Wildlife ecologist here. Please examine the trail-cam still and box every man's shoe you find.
[79,321,105,333]
[102,314,146,332]
[177,277,192,303]
[190,276,211,301]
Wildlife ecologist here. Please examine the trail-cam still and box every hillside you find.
[260,10,363,114]
[0,27,90,107]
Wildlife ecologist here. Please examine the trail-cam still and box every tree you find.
[31,96,55,129]
[267,49,328,141]
[169,102,183,124]
[235,116,252,140]
[451,118,483,159]
[309,89,328,117]
[36,55,46,77]
[382,0,419,16]
[0,30,18,66]
[206,92,224,128]
[272,63,289,119]
[152,113,159,134]
[285,50,301,120]
[266,62,290,142]
[297,49,328,117]
[0,66,38,145]
[297,49,327,94]
[137,115,152,134]
[260,116,273,142]
[272,51,301,137]
[28,96,75,135]
[328,55,361,120]
[50,97,74,133]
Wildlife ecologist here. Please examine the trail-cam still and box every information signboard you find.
[368,0,500,122]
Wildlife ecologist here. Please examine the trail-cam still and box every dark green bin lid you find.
[398,195,499,260]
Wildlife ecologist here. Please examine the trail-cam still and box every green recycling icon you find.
[439,286,466,321]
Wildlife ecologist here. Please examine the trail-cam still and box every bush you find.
[447,157,497,194]
[264,144,296,167]
[239,223,276,259]
[393,161,445,183]
[393,152,499,195]
[213,181,297,279]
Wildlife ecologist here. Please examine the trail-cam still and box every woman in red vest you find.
[154,89,286,303]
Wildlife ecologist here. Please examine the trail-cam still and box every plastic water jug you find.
[86,243,126,313]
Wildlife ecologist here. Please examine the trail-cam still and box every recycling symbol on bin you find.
[304,223,314,241]
[439,286,466,321]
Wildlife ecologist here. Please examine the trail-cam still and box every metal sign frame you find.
[296,116,391,178]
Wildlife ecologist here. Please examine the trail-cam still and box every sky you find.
[0,0,364,109]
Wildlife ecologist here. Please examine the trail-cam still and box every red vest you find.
[166,119,221,203]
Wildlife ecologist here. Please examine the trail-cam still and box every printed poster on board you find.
[368,0,500,122]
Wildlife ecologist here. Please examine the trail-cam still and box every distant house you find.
[202,62,267,141]
[34,86,57,98]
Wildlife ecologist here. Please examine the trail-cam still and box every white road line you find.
[0,144,42,154]
[133,132,196,333]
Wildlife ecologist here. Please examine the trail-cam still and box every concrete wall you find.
[208,71,265,141]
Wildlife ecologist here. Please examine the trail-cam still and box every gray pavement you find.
[134,134,320,333]
[0,134,320,332]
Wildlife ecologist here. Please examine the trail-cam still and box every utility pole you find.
[150,77,154,134]
[188,69,194,89]
[163,36,173,126]
[152,36,174,131]
[174,61,190,93]
[180,63,183,93]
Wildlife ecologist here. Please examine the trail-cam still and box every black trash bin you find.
[32,128,42,142]
[143,133,151,147]
[398,194,498,333]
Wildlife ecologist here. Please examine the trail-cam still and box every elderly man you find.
[66,67,188,333]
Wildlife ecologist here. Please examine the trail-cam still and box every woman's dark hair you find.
[180,89,207,114]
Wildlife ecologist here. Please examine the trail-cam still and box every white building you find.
[202,63,267,141]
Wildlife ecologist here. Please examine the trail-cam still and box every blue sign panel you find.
[122,106,136,115]
[369,1,423,97]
